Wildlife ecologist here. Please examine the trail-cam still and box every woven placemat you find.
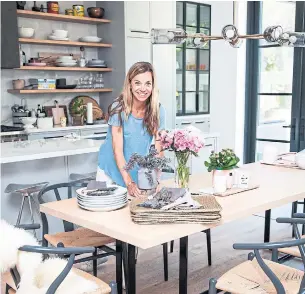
[129,195,222,225]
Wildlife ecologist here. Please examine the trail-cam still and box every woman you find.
[97,62,166,197]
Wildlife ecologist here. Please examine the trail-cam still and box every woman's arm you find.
[112,125,142,197]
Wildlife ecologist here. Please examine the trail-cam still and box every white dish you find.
[77,199,128,208]
[56,62,77,67]
[78,201,127,212]
[52,29,68,38]
[77,192,127,200]
[77,195,127,204]
[79,36,102,43]
[48,35,69,41]
[19,27,35,38]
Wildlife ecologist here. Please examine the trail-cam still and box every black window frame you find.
[244,1,305,163]
[176,1,211,116]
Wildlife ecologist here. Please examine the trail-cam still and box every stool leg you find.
[16,196,26,226]
[303,199,305,235]
[162,243,168,281]
[292,202,298,237]
[28,196,37,239]
[170,240,174,253]
[93,248,98,277]
[206,229,212,266]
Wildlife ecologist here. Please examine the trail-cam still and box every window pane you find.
[185,71,196,91]
[199,92,209,112]
[186,49,197,70]
[186,3,197,27]
[255,141,290,162]
[259,47,293,93]
[185,92,196,113]
[176,92,183,114]
[176,72,182,91]
[176,47,183,70]
[186,26,197,48]
[260,2,296,46]
[200,5,210,28]
[199,72,209,91]
[176,2,183,25]
[199,50,209,70]
[257,95,291,141]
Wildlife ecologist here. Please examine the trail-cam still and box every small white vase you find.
[138,168,158,190]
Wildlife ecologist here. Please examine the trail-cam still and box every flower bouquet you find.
[159,126,205,188]
[125,146,171,190]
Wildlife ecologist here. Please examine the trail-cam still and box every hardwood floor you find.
[2,203,304,293]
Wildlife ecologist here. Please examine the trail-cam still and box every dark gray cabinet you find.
[1,2,20,69]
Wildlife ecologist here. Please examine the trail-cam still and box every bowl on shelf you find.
[87,7,105,18]
[18,27,35,38]
[19,117,37,129]
[52,29,68,38]
[79,36,102,43]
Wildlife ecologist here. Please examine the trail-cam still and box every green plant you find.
[72,98,86,117]
[204,148,240,172]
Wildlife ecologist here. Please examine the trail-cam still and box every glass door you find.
[245,1,305,162]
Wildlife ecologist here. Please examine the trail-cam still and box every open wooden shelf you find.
[19,38,112,48]
[8,88,113,94]
[17,66,112,72]
[17,9,111,24]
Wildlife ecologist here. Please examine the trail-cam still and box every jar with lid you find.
[47,1,59,14]
[73,5,84,17]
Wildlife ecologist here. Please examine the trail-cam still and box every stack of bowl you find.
[56,56,77,67]
[87,59,107,68]
[48,30,69,41]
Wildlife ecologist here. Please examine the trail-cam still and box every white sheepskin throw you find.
[0,220,99,294]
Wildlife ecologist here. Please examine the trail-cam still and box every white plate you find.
[77,199,127,208]
[78,201,127,212]
[77,193,127,202]
[79,36,102,43]
[76,186,127,197]
[77,194,127,204]
[48,35,69,41]
[56,63,77,67]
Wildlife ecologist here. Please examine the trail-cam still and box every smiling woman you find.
[97,62,166,197]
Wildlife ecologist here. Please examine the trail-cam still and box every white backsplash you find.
[1,1,105,125]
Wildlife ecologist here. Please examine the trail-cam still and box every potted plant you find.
[204,149,240,191]
[159,126,205,188]
[125,146,171,190]
[71,97,86,126]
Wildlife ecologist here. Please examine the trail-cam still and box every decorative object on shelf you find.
[12,79,25,90]
[38,78,55,90]
[18,27,35,38]
[151,25,305,48]
[159,126,205,189]
[73,4,84,17]
[87,7,105,19]
[65,8,73,16]
[32,1,40,12]
[204,149,240,192]
[47,1,59,14]
[124,146,170,190]
[79,46,86,67]
[16,1,26,10]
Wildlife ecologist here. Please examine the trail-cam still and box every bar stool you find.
[4,182,48,238]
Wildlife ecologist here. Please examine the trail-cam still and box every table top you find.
[40,163,305,249]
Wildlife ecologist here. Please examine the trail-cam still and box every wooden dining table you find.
[40,162,305,294]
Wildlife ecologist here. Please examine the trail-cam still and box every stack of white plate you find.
[56,56,77,67]
[76,185,128,212]
[79,36,102,43]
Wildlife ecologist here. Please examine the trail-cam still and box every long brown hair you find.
[107,62,160,136]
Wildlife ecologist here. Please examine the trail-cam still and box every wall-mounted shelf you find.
[7,88,113,94]
[17,10,111,24]
[19,38,112,48]
[17,66,113,72]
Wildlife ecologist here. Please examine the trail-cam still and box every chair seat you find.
[216,258,304,294]
[5,182,48,194]
[44,227,115,248]
[2,267,111,294]
[278,235,305,258]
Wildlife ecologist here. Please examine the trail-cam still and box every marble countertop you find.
[1,137,103,164]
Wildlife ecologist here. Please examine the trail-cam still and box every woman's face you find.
[130,71,153,103]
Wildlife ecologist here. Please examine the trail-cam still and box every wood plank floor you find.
[2,203,304,293]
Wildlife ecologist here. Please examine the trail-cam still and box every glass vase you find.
[175,151,191,189]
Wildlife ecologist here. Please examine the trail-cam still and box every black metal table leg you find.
[127,243,136,294]
[116,240,123,294]
[179,236,188,294]
[264,209,271,242]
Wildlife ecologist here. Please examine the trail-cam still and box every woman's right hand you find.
[127,181,143,198]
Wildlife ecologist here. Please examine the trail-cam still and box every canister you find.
[65,9,73,16]
[73,5,84,17]
[47,1,59,14]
